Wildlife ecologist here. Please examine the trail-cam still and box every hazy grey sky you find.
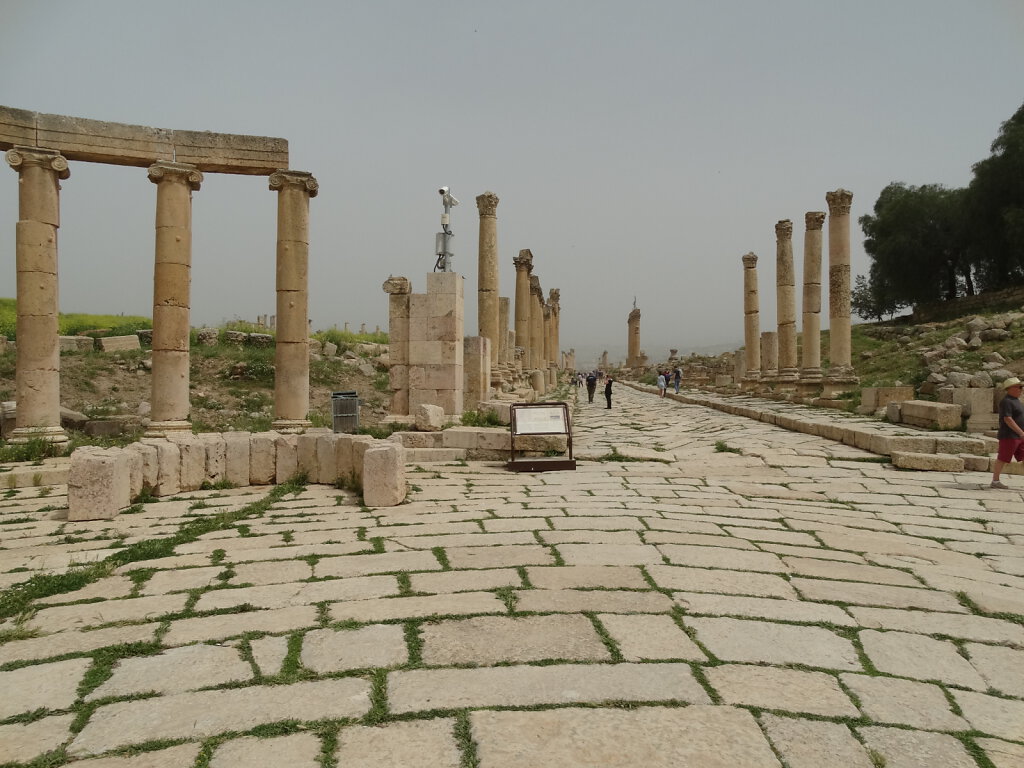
[2,1,1022,367]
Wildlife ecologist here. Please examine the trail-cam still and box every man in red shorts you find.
[992,377,1024,489]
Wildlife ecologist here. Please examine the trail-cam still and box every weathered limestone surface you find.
[0,105,288,173]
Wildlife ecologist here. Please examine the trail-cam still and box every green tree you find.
[859,182,972,308]
[966,101,1024,289]
[851,273,906,321]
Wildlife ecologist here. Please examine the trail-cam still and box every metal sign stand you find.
[507,401,576,472]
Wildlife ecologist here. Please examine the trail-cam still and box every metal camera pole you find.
[435,186,459,272]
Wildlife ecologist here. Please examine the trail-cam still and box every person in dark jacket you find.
[586,372,598,403]
[604,376,613,409]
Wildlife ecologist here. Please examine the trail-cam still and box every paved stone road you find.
[2,384,1024,767]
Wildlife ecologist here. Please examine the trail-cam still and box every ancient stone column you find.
[543,302,553,366]
[826,189,856,384]
[476,192,500,365]
[549,288,561,369]
[741,252,761,383]
[146,162,202,437]
[513,250,533,368]
[800,211,826,384]
[529,275,545,371]
[5,147,70,444]
[760,331,778,380]
[775,220,799,384]
[269,170,318,432]
[498,296,510,364]
[383,276,412,415]
[627,306,641,367]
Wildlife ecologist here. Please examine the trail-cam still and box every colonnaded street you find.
[2,384,1024,768]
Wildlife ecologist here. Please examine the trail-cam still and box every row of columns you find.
[741,189,855,397]
[5,145,318,443]
[476,190,562,393]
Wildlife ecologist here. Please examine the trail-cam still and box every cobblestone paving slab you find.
[0,657,90,717]
[471,706,782,768]
[209,733,322,768]
[333,718,461,768]
[0,714,76,764]
[388,662,710,713]
[977,737,1024,768]
[69,743,202,767]
[6,384,1024,766]
[86,644,253,700]
[706,664,859,717]
[858,726,978,768]
[70,678,371,756]
[759,714,874,768]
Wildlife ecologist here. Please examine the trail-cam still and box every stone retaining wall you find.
[67,429,406,521]
[390,426,567,460]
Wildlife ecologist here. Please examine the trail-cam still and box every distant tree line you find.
[853,101,1024,321]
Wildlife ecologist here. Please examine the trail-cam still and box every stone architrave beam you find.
[0,105,287,175]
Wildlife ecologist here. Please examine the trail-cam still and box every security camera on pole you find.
[435,186,459,272]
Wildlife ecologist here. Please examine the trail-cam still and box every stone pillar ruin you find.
[600,351,608,371]
[549,288,561,369]
[529,275,545,374]
[383,277,412,415]
[825,188,858,394]
[476,191,500,365]
[741,252,761,387]
[146,162,202,437]
[498,296,510,364]
[775,219,799,387]
[513,250,533,370]
[269,170,318,432]
[799,211,826,392]
[760,331,778,381]
[5,147,70,444]
[626,305,641,368]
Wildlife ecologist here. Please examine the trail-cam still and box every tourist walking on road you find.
[586,371,598,403]
[657,371,667,397]
[604,376,613,409]
[672,367,681,394]
[992,377,1024,489]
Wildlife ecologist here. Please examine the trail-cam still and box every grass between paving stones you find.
[0,477,307,623]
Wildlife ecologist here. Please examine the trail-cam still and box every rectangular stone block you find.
[934,436,988,455]
[68,447,131,521]
[167,434,205,491]
[891,451,965,471]
[363,444,407,507]
[199,433,226,486]
[250,432,277,485]
[222,431,251,487]
[125,440,158,494]
[59,335,95,352]
[316,433,337,485]
[296,433,318,482]
[351,435,376,479]
[867,434,937,456]
[147,438,181,496]
[275,433,298,483]
[901,400,963,430]
[334,434,356,485]
[861,386,915,411]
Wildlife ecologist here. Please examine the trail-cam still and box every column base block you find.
[145,420,192,438]
[272,419,313,434]
[7,426,69,446]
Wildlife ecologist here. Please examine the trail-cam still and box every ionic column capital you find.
[6,146,70,179]
[476,191,499,217]
[775,220,793,239]
[741,251,758,268]
[826,188,853,216]
[148,162,202,190]
[805,211,826,230]
[513,249,533,273]
[269,169,319,198]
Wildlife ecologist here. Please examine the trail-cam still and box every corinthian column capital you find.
[805,211,826,230]
[476,191,499,217]
[826,189,853,216]
[269,169,319,198]
[148,161,202,190]
[513,249,533,273]
[6,146,70,179]
[775,220,793,239]
[741,251,758,268]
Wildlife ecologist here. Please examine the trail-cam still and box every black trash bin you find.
[331,391,359,433]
